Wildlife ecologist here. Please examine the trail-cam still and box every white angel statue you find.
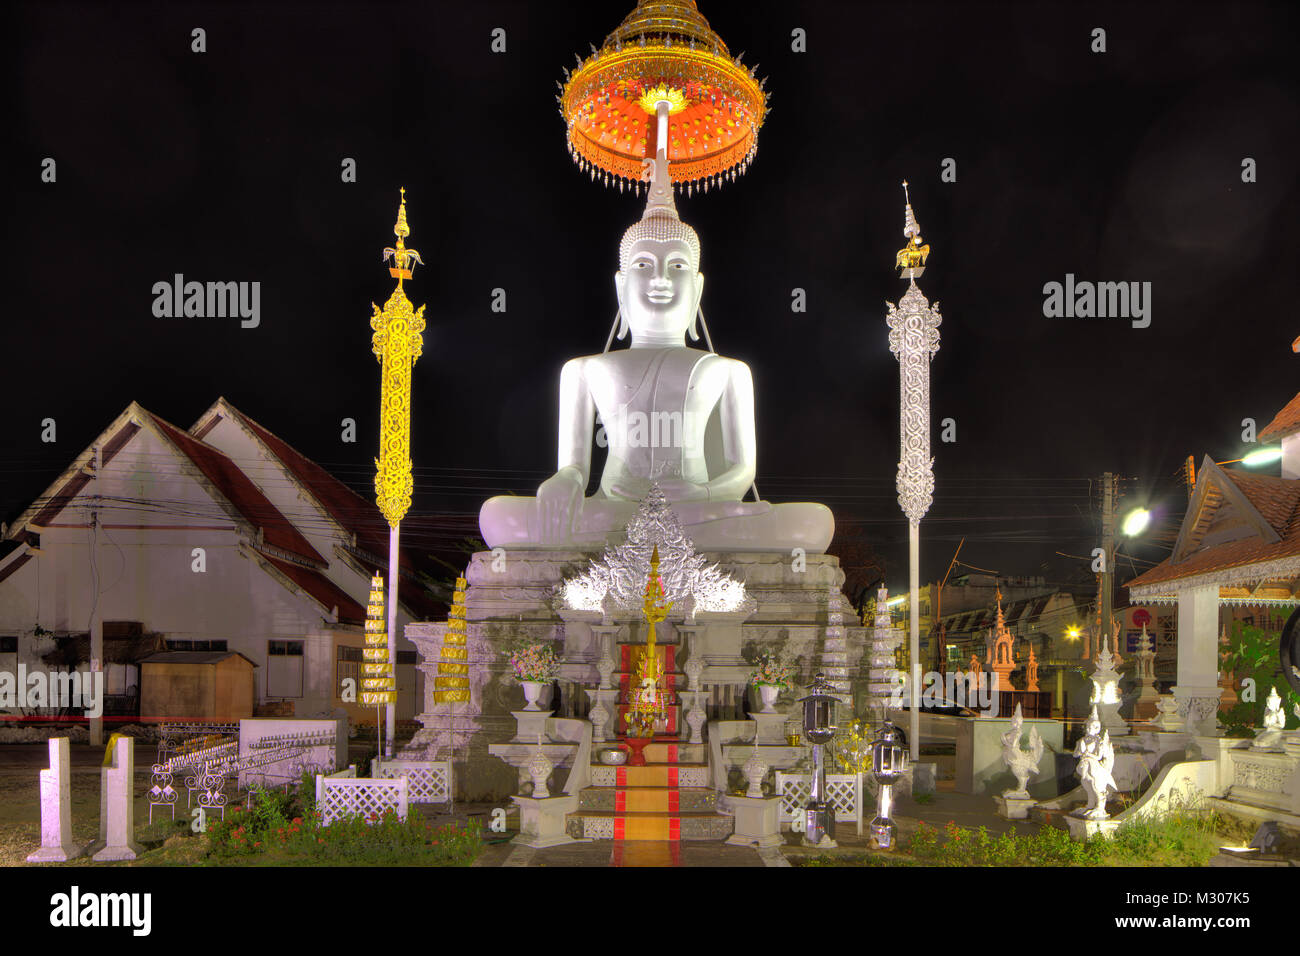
[1073,706,1117,820]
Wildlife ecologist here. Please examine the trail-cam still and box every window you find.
[397,650,417,666]
[0,636,17,654]
[336,645,363,698]
[267,640,305,698]
[164,639,229,652]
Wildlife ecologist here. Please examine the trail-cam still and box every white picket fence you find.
[315,773,408,825]
[775,772,863,826]
[371,758,452,805]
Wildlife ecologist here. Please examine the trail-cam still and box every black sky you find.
[6,0,1298,591]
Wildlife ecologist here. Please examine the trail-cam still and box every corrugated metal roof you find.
[139,650,257,666]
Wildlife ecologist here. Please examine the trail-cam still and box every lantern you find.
[797,673,841,847]
[800,672,838,744]
[869,722,908,850]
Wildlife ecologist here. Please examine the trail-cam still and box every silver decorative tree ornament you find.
[886,181,942,762]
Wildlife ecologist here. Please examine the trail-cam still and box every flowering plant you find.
[508,642,558,682]
[750,652,794,690]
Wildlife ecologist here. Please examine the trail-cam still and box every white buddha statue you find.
[480,120,833,553]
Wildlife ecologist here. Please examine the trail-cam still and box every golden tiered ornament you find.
[434,575,472,704]
[361,573,396,707]
[626,545,673,739]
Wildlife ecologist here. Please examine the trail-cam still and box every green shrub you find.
[902,811,1220,867]
[204,787,482,866]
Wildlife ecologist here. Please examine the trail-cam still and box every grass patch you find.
[907,812,1228,867]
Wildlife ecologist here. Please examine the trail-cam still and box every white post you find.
[27,737,81,862]
[909,523,921,763]
[91,736,143,861]
[1173,583,1222,735]
[386,523,400,759]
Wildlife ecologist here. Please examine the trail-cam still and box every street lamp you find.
[1122,508,1150,536]
[1242,447,1283,467]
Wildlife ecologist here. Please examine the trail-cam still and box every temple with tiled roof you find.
[0,400,442,725]
[1126,386,1300,736]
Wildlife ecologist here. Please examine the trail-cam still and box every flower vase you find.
[757,683,779,714]
[521,680,546,712]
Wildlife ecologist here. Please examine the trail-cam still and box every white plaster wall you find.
[0,426,352,717]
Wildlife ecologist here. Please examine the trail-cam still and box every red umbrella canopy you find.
[559,0,769,193]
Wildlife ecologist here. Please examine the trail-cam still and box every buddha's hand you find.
[536,466,584,544]
[653,478,710,502]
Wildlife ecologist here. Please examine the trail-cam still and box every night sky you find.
[6,0,1298,593]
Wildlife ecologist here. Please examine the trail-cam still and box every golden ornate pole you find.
[628,545,673,738]
[371,187,426,756]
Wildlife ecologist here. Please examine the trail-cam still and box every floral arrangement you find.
[750,652,794,690]
[508,642,558,683]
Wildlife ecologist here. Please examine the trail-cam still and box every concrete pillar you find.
[26,737,82,862]
[90,735,144,861]
[1172,584,1223,736]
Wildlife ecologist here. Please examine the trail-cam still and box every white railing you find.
[371,759,451,805]
[775,772,863,825]
[315,774,409,825]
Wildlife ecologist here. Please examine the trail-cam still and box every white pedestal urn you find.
[743,751,769,798]
[521,680,547,712]
[756,684,779,714]
[527,735,553,799]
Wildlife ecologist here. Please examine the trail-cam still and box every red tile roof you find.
[1126,468,1300,590]
[216,404,442,620]
[261,555,367,625]
[149,414,326,567]
[1260,391,1300,443]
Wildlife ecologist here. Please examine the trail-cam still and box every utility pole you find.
[88,445,103,748]
[1099,471,1116,655]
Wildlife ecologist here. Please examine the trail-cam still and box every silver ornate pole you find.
[886,181,942,763]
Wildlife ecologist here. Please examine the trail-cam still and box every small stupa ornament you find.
[382,187,424,286]
[895,180,931,279]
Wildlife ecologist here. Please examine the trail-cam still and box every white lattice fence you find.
[372,758,452,805]
[315,775,408,825]
[775,772,862,825]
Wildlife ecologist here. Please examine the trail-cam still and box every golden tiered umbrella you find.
[559,0,769,195]
[361,573,396,708]
[433,575,472,704]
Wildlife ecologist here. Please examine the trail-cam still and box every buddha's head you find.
[614,154,704,346]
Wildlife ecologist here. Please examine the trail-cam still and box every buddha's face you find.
[615,237,704,342]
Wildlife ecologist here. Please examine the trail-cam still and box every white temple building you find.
[0,399,435,725]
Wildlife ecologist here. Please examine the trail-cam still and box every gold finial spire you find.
[383,186,423,288]
[895,179,930,279]
[627,544,674,738]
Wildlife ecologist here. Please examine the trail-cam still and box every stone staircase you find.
[567,638,733,842]
[566,741,733,841]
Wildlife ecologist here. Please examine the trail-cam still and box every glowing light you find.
[1066,626,1081,640]
[1243,446,1283,467]
[1122,508,1151,536]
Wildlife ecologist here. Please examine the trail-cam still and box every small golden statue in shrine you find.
[625,545,673,741]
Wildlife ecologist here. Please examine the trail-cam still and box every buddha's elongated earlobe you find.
[613,270,630,340]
